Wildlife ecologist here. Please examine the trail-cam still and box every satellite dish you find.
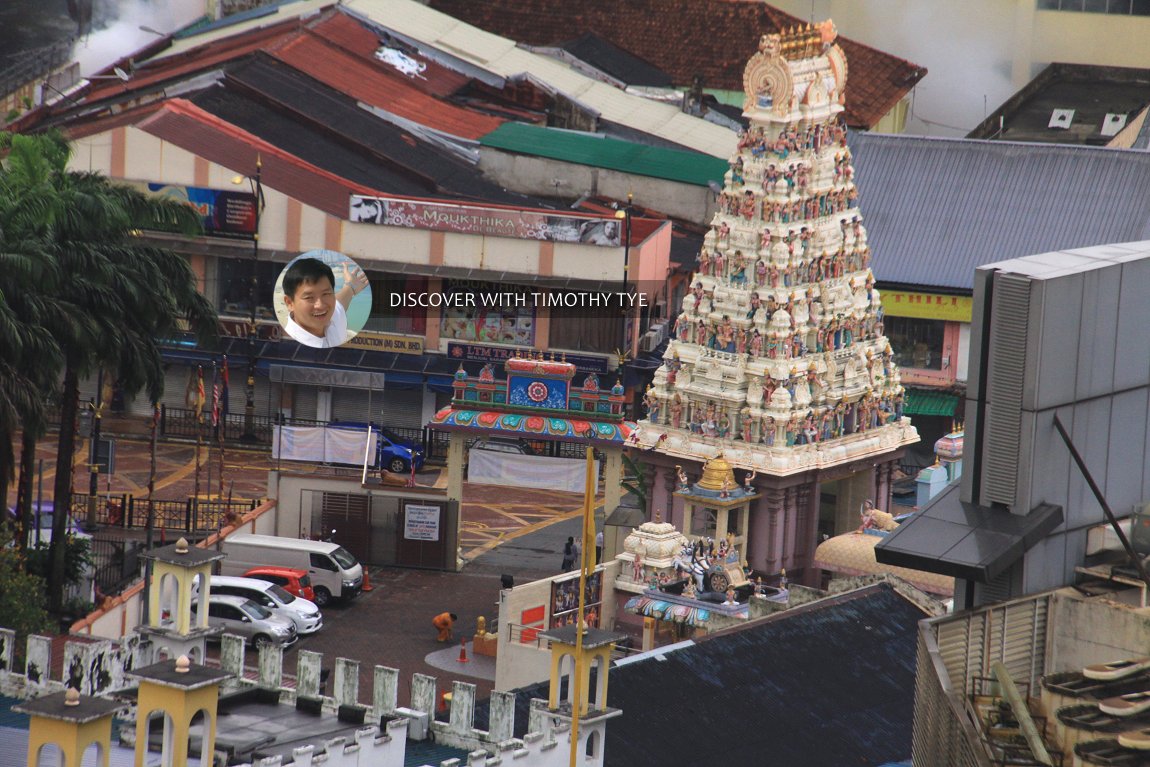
[113,66,130,82]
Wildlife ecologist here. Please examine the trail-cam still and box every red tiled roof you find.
[270,30,506,140]
[136,99,384,217]
[425,0,926,129]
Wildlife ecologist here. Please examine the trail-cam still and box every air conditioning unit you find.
[638,330,661,353]
[649,323,668,345]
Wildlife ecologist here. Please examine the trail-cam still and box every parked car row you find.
[193,533,366,647]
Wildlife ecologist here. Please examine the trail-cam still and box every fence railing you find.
[69,492,258,533]
[160,405,277,444]
[89,534,143,597]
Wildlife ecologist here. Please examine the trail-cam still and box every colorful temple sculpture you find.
[630,22,919,584]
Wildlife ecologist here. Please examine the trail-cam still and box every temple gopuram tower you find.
[632,22,918,583]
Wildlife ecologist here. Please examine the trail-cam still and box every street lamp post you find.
[241,157,263,441]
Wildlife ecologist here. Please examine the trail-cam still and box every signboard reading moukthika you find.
[349,194,622,246]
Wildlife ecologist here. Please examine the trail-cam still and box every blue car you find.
[329,422,425,474]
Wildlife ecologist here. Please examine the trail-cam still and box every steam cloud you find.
[73,0,205,76]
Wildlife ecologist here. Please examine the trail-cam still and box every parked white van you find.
[195,575,323,634]
[220,534,363,607]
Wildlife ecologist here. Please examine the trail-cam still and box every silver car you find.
[193,594,297,648]
[198,576,323,635]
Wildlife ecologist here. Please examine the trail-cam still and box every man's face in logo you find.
[284,276,336,338]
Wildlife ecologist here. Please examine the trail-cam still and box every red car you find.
[242,567,316,602]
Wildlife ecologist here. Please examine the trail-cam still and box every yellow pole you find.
[568,446,596,766]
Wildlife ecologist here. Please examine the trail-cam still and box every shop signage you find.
[218,318,282,341]
[882,291,973,323]
[447,342,610,375]
[344,331,425,355]
[404,504,441,541]
[349,194,622,246]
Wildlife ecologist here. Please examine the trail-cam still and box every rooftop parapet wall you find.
[0,626,542,763]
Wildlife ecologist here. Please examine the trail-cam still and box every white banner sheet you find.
[273,425,378,465]
[468,450,596,493]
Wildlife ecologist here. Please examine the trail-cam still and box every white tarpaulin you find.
[468,450,596,493]
[273,425,378,465]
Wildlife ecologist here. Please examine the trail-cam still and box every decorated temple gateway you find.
[430,351,637,522]
[629,22,918,583]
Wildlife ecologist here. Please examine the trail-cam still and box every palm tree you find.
[2,131,216,608]
[0,141,66,551]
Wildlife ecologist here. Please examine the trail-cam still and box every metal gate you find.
[319,492,372,564]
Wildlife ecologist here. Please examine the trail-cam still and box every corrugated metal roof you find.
[137,98,387,217]
[271,31,506,140]
[480,123,728,187]
[852,132,1150,291]
[341,0,739,158]
[424,0,926,129]
[150,0,330,62]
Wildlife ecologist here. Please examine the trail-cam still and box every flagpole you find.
[220,355,230,499]
[206,360,216,504]
[568,445,596,767]
[194,365,204,532]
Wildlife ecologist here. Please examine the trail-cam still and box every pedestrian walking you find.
[433,612,457,642]
[561,536,579,572]
[595,530,604,563]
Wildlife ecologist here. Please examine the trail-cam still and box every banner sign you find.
[344,331,424,355]
[349,194,622,246]
[882,291,973,323]
[137,182,258,239]
[447,342,610,375]
[404,504,441,541]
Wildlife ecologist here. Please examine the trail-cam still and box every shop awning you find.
[904,389,959,417]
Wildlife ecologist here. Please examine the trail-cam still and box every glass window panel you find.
[886,316,945,370]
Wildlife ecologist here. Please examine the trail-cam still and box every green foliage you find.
[0,524,52,639]
[621,452,650,510]
[24,534,92,587]
[0,129,219,610]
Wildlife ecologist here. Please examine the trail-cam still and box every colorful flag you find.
[211,365,221,428]
[195,366,205,419]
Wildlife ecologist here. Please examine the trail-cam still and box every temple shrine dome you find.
[623,519,688,563]
[697,454,737,492]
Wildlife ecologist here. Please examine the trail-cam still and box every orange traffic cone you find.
[438,690,449,712]
[361,569,374,592]
[457,637,469,663]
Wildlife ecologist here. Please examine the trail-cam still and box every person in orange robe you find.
[433,612,457,642]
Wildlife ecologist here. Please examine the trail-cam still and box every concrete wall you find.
[1047,590,1150,674]
[770,0,1150,138]
[270,471,451,543]
[495,560,622,691]
[478,149,719,225]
